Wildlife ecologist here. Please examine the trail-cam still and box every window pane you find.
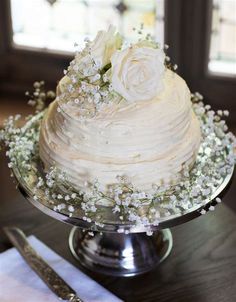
[208,0,236,75]
[10,0,165,53]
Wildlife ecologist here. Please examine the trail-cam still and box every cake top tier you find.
[56,25,170,119]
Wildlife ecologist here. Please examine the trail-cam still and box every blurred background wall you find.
[0,0,235,125]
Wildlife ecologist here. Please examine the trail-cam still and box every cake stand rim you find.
[13,161,234,233]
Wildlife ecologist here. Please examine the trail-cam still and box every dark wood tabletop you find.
[1,149,236,302]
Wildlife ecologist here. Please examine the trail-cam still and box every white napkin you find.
[0,235,123,302]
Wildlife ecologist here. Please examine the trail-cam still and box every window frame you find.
[165,0,236,125]
[0,0,72,97]
[206,0,236,79]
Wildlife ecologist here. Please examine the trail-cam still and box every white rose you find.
[73,26,122,78]
[111,44,165,102]
[90,25,122,68]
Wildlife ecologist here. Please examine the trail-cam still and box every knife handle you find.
[3,227,84,302]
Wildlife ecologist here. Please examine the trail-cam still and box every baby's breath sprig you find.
[0,112,43,174]
[26,81,55,113]
[58,48,115,119]
[165,55,178,72]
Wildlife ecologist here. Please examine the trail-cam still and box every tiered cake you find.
[39,26,201,194]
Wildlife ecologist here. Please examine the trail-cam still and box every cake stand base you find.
[69,227,173,277]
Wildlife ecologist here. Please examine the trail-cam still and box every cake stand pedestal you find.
[69,228,172,277]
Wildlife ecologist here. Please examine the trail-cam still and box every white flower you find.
[71,193,77,199]
[70,26,121,81]
[209,205,215,211]
[111,43,165,102]
[89,25,122,68]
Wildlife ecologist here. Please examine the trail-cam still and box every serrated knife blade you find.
[3,227,83,302]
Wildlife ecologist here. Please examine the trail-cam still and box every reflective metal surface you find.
[14,157,233,277]
[69,227,173,277]
[15,168,234,233]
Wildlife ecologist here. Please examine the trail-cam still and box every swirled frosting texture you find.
[39,69,201,193]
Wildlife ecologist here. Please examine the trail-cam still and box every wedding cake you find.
[39,26,201,194]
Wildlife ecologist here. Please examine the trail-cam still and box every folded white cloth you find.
[0,235,123,302]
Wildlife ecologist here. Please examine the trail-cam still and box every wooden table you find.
[0,151,236,302]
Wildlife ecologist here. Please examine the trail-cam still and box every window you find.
[10,0,165,53]
[208,0,236,75]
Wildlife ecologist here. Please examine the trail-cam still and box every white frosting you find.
[39,69,201,193]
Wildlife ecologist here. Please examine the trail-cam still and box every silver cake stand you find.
[8,111,234,277]
[12,159,234,277]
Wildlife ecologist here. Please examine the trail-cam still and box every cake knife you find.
[3,227,84,302]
